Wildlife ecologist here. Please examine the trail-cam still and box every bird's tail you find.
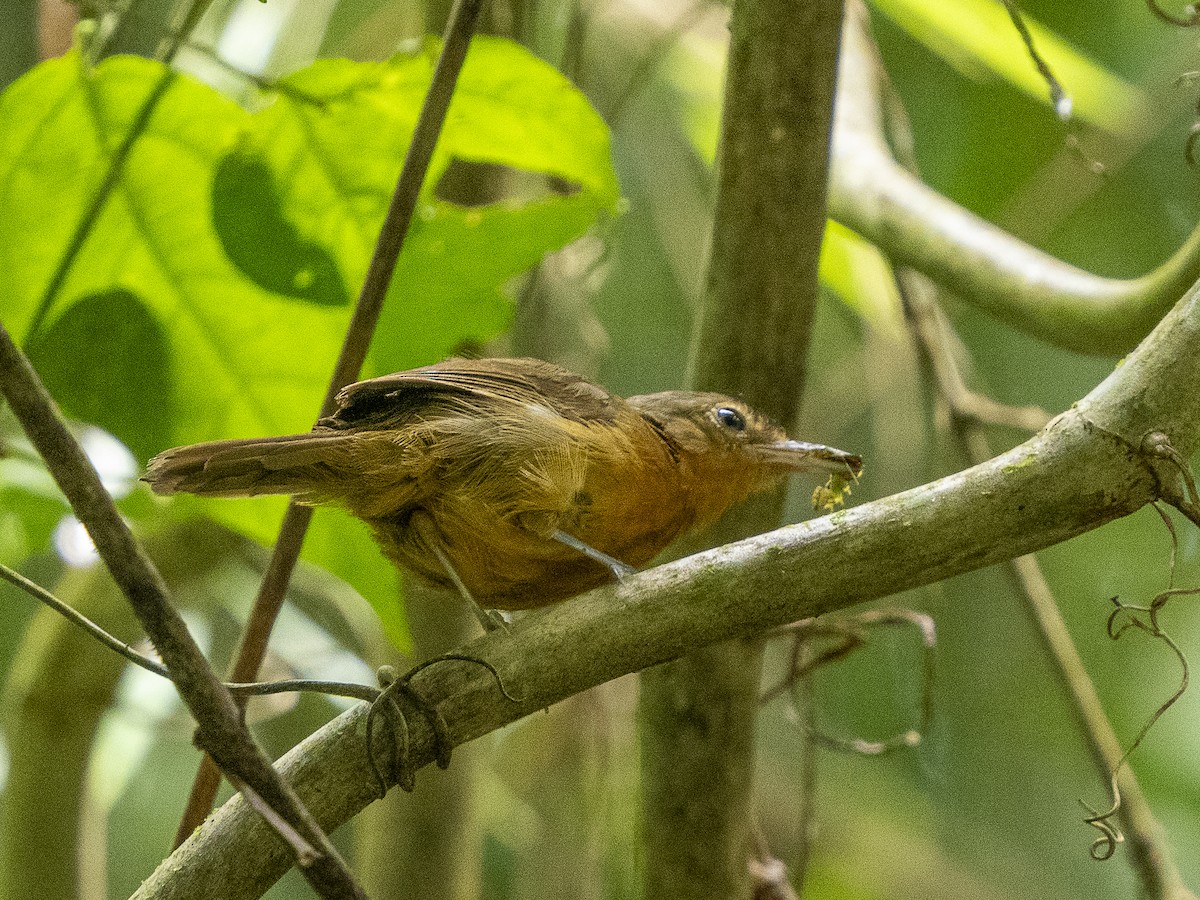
[144,433,353,499]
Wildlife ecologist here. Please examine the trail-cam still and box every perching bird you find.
[145,357,862,612]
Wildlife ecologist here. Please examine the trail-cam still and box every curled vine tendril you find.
[1146,0,1200,27]
[1083,577,1198,858]
[1143,431,1200,524]
[762,609,936,756]
[365,654,523,797]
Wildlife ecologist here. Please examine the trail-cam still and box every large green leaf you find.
[0,39,620,638]
[0,54,343,444]
[244,37,620,373]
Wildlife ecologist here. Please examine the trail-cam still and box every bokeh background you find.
[2,0,1200,897]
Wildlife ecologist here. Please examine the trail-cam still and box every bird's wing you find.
[322,357,623,432]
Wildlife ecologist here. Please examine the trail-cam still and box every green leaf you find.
[245,36,621,372]
[0,53,346,446]
[211,151,350,306]
[26,288,174,460]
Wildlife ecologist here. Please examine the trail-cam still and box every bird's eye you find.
[715,406,746,432]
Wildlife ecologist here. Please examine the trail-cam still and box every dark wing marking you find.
[321,357,621,432]
[636,411,683,466]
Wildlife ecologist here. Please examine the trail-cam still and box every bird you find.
[144,357,862,615]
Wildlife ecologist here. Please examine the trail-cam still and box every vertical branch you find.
[174,0,489,840]
[639,0,845,897]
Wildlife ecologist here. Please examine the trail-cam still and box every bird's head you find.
[628,391,862,528]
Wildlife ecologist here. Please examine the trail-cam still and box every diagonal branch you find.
[175,0,490,842]
[133,268,1200,898]
[0,326,364,898]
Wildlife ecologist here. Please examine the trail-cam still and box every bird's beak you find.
[754,440,863,477]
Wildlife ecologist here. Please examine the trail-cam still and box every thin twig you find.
[174,0,491,842]
[0,561,170,677]
[998,0,1070,120]
[790,651,818,894]
[0,324,365,898]
[764,611,934,755]
[225,774,320,868]
[997,0,1104,174]
[900,262,1192,898]
[0,559,394,704]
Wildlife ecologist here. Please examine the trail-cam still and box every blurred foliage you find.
[0,0,1199,899]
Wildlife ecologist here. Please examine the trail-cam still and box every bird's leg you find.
[551,529,637,582]
[429,542,510,632]
[410,510,509,633]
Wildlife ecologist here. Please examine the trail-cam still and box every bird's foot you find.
[364,655,522,796]
[551,529,637,582]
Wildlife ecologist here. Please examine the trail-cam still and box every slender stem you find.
[25,68,175,341]
[791,664,818,893]
[0,323,365,898]
[0,561,170,677]
[322,0,486,411]
[1,561,394,704]
[174,0,490,841]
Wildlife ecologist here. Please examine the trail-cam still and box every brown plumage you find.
[145,358,862,610]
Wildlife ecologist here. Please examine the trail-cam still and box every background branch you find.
[638,0,844,895]
[829,3,1200,356]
